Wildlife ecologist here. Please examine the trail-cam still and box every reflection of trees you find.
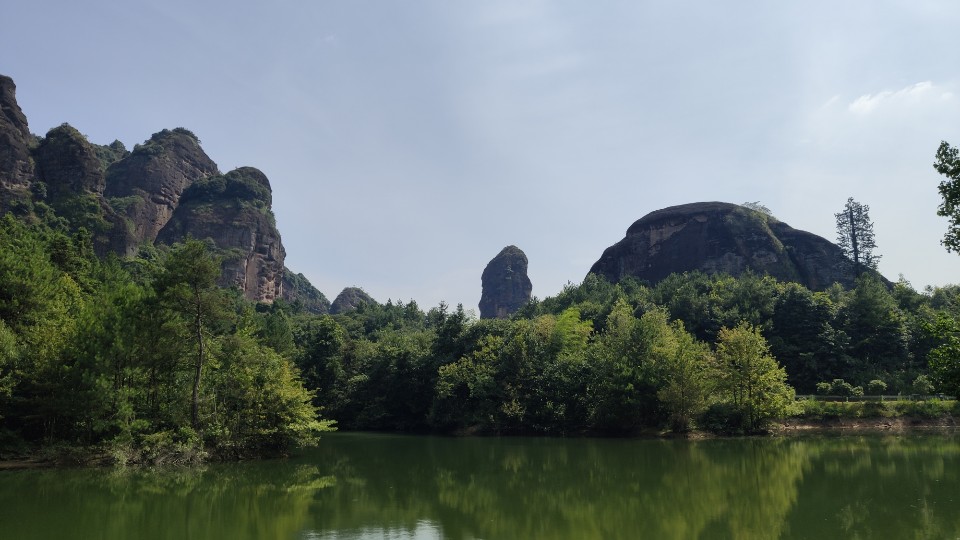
[304,434,960,540]
[304,435,814,539]
[0,462,331,539]
[2,435,958,539]
[784,436,960,539]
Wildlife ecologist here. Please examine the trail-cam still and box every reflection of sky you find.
[304,521,444,540]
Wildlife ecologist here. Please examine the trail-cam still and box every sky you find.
[3,0,960,312]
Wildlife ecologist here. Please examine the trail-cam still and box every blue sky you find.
[4,1,960,311]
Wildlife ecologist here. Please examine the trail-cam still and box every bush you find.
[867,379,887,394]
[698,403,749,435]
[861,401,889,417]
[815,382,832,395]
[912,374,935,396]
[831,379,856,397]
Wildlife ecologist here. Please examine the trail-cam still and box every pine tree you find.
[835,197,879,277]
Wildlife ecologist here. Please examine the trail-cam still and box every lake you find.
[1,432,958,539]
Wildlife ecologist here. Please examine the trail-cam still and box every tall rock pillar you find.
[479,245,532,319]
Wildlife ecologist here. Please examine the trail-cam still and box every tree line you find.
[293,266,959,436]
[3,141,960,458]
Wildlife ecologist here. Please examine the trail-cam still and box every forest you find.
[2,142,960,462]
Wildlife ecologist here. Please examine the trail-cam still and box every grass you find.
[795,398,959,421]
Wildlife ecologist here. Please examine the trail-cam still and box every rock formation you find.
[0,75,35,209]
[105,128,220,248]
[589,202,859,290]
[0,73,324,305]
[31,124,134,255]
[330,287,377,314]
[157,167,285,302]
[479,245,533,319]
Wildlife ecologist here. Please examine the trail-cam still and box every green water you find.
[2,433,959,539]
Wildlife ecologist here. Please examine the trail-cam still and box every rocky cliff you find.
[0,75,35,210]
[104,128,220,249]
[157,167,285,302]
[31,124,134,255]
[589,202,857,290]
[0,73,327,305]
[479,245,533,319]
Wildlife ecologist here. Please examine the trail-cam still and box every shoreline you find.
[772,415,958,435]
[3,417,958,471]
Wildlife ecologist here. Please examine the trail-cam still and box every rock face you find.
[32,124,134,255]
[330,287,376,314]
[0,75,35,208]
[589,202,857,290]
[0,74,327,305]
[104,128,220,248]
[157,167,285,302]
[33,124,106,197]
[479,245,532,319]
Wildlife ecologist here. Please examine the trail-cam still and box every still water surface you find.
[2,433,958,539]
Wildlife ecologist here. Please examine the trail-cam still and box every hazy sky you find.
[4,1,960,312]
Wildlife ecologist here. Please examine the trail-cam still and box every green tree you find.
[867,379,888,395]
[209,332,332,454]
[933,140,960,252]
[912,374,935,396]
[767,284,846,392]
[656,319,714,432]
[587,299,662,432]
[925,313,960,396]
[838,275,909,383]
[715,322,795,432]
[835,197,880,277]
[155,239,228,429]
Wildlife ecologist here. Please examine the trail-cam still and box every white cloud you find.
[847,81,952,115]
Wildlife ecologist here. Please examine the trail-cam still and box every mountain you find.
[0,73,323,305]
[589,201,862,290]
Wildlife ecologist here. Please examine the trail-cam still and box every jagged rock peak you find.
[0,74,35,199]
[589,201,859,291]
[30,123,135,255]
[479,245,532,319]
[330,287,377,314]
[0,75,29,140]
[104,127,219,246]
[33,124,106,196]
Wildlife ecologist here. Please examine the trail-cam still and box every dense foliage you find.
[4,169,960,449]
[289,269,957,436]
[0,214,331,462]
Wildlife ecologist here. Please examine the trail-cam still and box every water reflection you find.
[1,433,958,539]
[299,434,960,540]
